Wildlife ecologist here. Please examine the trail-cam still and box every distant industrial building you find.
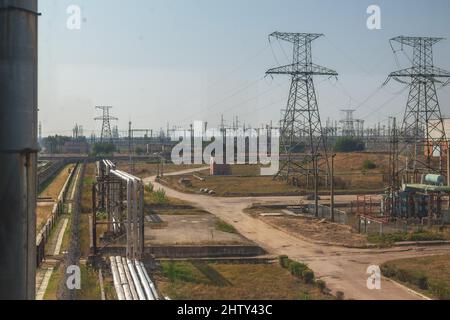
[62,140,90,154]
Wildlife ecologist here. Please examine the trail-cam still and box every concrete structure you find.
[210,157,231,176]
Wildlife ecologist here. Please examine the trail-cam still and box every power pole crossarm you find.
[266,63,338,76]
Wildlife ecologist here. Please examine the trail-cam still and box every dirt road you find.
[145,169,450,300]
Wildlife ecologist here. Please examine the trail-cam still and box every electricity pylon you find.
[385,36,450,173]
[94,106,118,143]
[266,32,338,183]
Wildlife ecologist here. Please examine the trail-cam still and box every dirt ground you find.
[145,214,251,245]
[261,216,369,248]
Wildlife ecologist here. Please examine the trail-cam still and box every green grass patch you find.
[368,231,446,245]
[77,265,101,300]
[162,261,210,284]
[215,220,238,234]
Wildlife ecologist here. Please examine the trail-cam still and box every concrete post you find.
[0,0,39,300]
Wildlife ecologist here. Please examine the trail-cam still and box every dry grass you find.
[382,255,450,300]
[160,153,394,196]
[39,164,74,199]
[262,215,369,247]
[36,204,54,231]
[80,163,96,257]
[43,265,62,300]
[77,264,102,300]
[156,261,332,300]
[164,175,301,197]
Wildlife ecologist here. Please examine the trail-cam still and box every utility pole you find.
[330,154,336,222]
[266,32,338,184]
[314,154,320,218]
[389,117,399,216]
[129,121,133,173]
[385,36,450,174]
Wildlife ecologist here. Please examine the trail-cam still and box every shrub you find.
[336,291,345,300]
[91,142,116,156]
[382,264,428,290]
[430,281,450,300]
[135,146,144,155]
[145,182,154,193]
[288,262,302,277]
[316,279,327,293]
[302,269,315,284]
[289,262,309,278]
[153,189,168,204]
[333,137,365,152]
[362,160,377,170]
[279,255,289,268]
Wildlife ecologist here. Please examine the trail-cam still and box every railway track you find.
[35,163,84,300]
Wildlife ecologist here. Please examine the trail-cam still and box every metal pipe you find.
[122,257,138,300]
[115,256,132,300]
[0,0,38,300]
[109,256,125,300]
[127,258,146,300]
[139,261,159,300]
[134,260,154,300]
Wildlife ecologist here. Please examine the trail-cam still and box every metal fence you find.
[287,204,348,224]
[357,215,450,235]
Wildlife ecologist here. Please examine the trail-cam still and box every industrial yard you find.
[2,0,450,305]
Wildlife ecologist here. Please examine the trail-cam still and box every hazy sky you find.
[38,0,450,137]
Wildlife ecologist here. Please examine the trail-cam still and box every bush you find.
[336,291,345,300]
[145,182,154,193]
[333,137,365,152]
[289,262,309,278]
[279,255,290,268]
[153,189,168,204]
[91,142,116,156]
[302,269,315,284]
[135,146,144,155]
[430,281,450,300]
[316,279,327,293]
[382,264,428,290]
[362,160,377,170]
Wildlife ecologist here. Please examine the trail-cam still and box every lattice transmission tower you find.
[266,32,338,182]
[94,106,118,143]
[385,36,450,173]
